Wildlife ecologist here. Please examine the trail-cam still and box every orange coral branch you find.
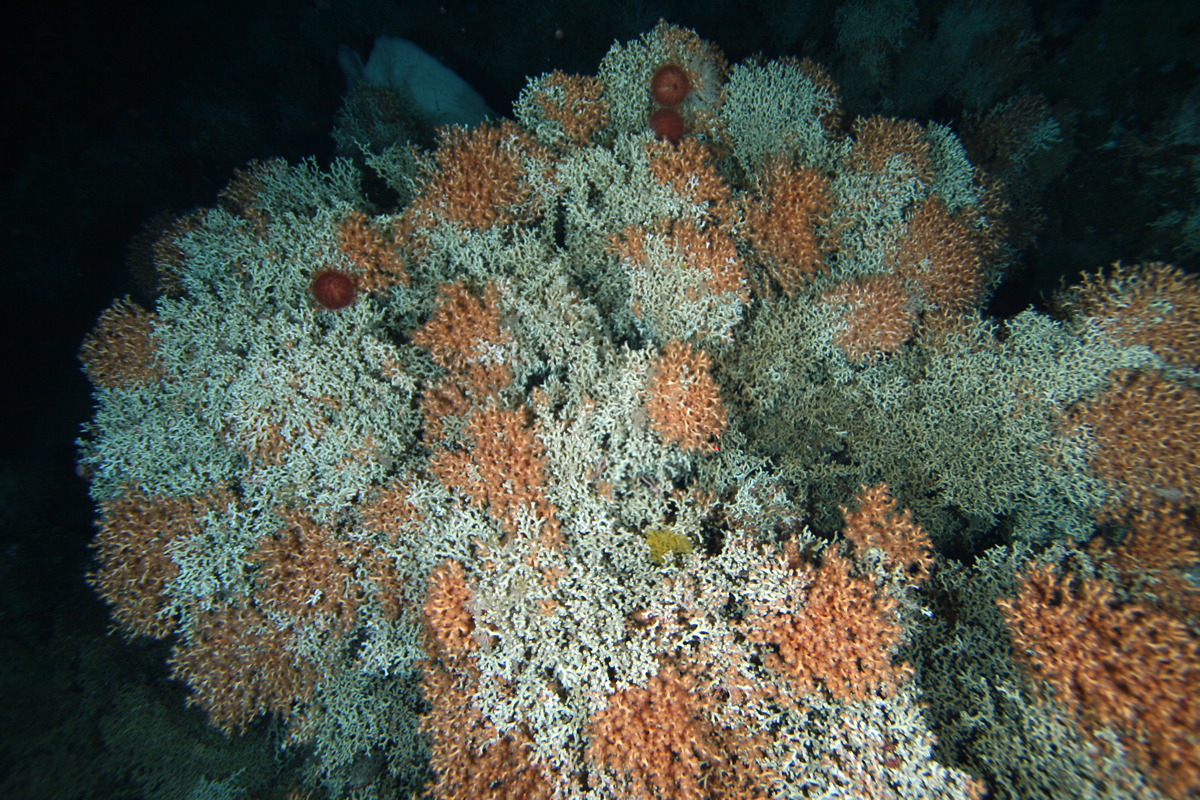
[742,157,832,296]
[79,298,164,390]
[999,563,1200,798]
[423,560,478,660]
[587,665,720,800]
[646,340,727,453]
[168,603,317,736]
[841,483,934,583]
[399,121,545,234]
[848,117,932,185]
[88,488,227,639]
[1058,261,1200,370]
[821,274,916,363]
[429,404,560,543]
[1065,370,1200,517]
[337,209,409,293]
[527,70,609,148]
[749,550,906,702]
[412,281,513,375]
[647,138,736,231]
[1090,505,1200,626]
[892,197,984,313]
[249,509,370,633]
[420,658,554,800]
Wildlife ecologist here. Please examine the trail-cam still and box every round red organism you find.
[649,107,685,144]
[310,269,356,310]
[651,64,691,107]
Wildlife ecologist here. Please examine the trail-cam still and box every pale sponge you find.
[338,35,494,128]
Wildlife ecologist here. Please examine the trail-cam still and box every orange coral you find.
[749,550,905,703]
[411,280,513,376]
[646,138,736,230]
[136,210,201,298]
[821,273,916,363]
[998,563,1200,799]
[429,404,560,543]
[962,94,1057,178]
[420,658,554,800]
[412,281,515,440]
[358,477,421,541]
[586,665,721,800]
[1057,261,1200,370]
[423,560,478,660]
[413,281,558,540]
[662,220,748,299]
[840,483,934,583]
[742,157,832,296]
[216,158,287,230]
[525,70,609,148]
[646,340,727,453]
[608,224,649,266]
[1091,505,1200,626]
[913,306,981,351]
[419,373,475,443]
[249,509,370,633]
[892,196,985,313]
[88,488,224,639]
[336,210,409,293]
[399,121,545,235]
[79,297,164,389]
[848,116,932,186]
[1064,370,1200,517]
[168,603,318,736]
[796,57,845,135]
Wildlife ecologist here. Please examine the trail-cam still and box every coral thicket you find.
[1058,261,1200,370]
[336,209,409,293]
[75,19,1200,800]
[841,482,935,582]
[749,549,906,703]
[517,70,609,150]
[430,404,560,543]
[821,273,916,362]
[892,196,985,313]
[419,658,554,800]
[87,488,222,639]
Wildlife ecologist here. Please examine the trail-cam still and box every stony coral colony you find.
[77,21,1200,800]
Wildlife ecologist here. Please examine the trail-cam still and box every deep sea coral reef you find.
[78,22,1200,800]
